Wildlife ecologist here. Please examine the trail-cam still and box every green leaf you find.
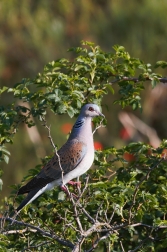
[151,79,157,88]
[0,146,10,156]
[47,94,58,99]
[3,154,9,164]
[155,61,167,68]
[67,107,74,118]
[0,178,3,190]
[106,84,115,94]
[58,191,66,201]
[0,86,8,94]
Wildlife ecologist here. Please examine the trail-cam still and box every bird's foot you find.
[60,185,78,199]
[67,180,81,188]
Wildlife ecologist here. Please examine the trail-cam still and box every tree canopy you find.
[1,42,167,251]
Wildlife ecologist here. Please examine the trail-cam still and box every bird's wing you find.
[18,139,87,195]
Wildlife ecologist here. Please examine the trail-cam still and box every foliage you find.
[2,0,167,197]
[1,42,167,251]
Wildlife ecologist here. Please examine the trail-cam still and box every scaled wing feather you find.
[18,140,87,195]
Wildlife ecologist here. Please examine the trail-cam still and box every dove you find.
[16,104,104,213]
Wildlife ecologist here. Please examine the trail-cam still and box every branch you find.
[72,222,112,252]
[76,175,89,200]
[99,222,167,233]
[2,227,37,235]
[0,217,74,249]
[128,236,153,252]
[56,211,81,234]
[41,117,65,188]
[76,220,167,251]
[131,222,167,229]
[69,190,84,234]
[93,117,105,135]
[120,241,125,252]
[85,231,112,252]
[109,76,167,84]
[77,202,96,224]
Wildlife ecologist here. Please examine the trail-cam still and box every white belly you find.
[63,151,94,185]
[51,150,94,186]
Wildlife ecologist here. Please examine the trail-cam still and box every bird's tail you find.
[9,186,48,219]
[17,188,43,213]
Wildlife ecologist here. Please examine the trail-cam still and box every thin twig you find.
[95,201,104,222]
[42,117,65,188]
[120,241,125,252]
[85,231,112,252]
[128,236,151,252]
[2,227,37,235]
[77,202,96,224]
[72,236,85,252]
[104,205,109,223]
[56,211,81,234]
[70,191,84,234]
[109,204,117,224]
[93,118,105,135]
[96,222,167,233]
[76,175,89,202]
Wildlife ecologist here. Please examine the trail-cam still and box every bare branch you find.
[93,117,105,135]
[131,222,167,229]
[2,227,37,235]
[95,201,104,222]
[109,76,167,84]
[72,222,112,252]
[72,237,85,252]
[85,231,112,252]
[77,202,96,224]
[69,190,84,234]
[120,241,125,252]
[41,117,65,188]
[76,175,89,200]
[98,222,167,233]
[0,217,74,249]
[104,208,109,223]
[109,204,117,224]
[128,236,151,252]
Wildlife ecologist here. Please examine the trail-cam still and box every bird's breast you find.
[61,147,94,185]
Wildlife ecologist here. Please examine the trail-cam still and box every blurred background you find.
[1,0,167,199]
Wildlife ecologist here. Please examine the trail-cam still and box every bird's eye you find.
[88,107,94,112]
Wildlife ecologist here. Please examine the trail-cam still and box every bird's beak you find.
[98,111,105,118]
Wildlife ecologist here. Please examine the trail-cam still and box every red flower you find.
[123,152,135,162]
[61,123,73,134]
[161,149,167,159]
[94,141,103,150]
[120,128,131,140]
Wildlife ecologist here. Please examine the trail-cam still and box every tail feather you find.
[17,189,39,212]
[17,187,46,213]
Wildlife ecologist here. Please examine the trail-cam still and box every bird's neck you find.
[68,117,93,141]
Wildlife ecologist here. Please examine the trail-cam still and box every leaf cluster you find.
[1,42,167,251]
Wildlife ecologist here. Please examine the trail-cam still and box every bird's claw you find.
[60,185,78,199]
[67,180,81,187]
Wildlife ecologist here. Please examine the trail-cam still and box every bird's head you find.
[81,104,104,118]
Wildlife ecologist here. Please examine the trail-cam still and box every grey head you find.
[69,103,104,138]
[79,104,104,119]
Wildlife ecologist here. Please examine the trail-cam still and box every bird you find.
[16,104,104,213]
